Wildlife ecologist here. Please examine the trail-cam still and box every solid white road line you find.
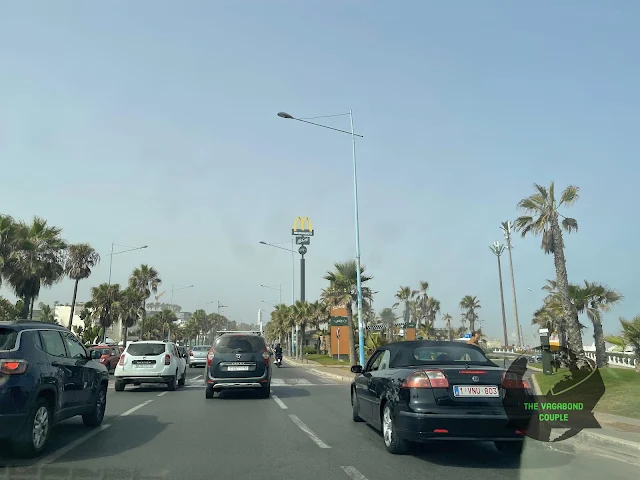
[271,393,288,410]
[120,400,153,417]
[35,424,111,467]
[341,466,369,480]
[157,391,168,397]
[192,374,202,381]
[288,414,331,449]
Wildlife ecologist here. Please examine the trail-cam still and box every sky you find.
[1,1,639,345]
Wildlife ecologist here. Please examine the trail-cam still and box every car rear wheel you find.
[83,385,107,427]
[167,374,177,391]
[351,390,364,422]
[13,398,52,457]
[178,369,186,386]
[114,380,125,392]
[205,386,214,399]
[259,384,271,398]
[382,404,409,454]
[494,440,524,457]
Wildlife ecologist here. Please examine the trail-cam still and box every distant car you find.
[205,333,272,399]
[189,345,211,368]
[114,341,188,391]
[350,340,534,456]
[88,344,121,372]
[0,321,109,457]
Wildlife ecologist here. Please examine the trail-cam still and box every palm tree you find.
[515,182,588,368]
[442,313,453,341]
[379,307,397,341]
[322,260,374,366]
[119,288,145,344]
[90,283,122,341]
[414,281,430,328]
[0,214,19,287]
[64,243,100,329]
[459,295,481,333]
[37,302,57,323]
[618,315,640,373]
[6,217,67,318]
[292,300,311,358]
[128,264,162,338]
[393,286,414,333]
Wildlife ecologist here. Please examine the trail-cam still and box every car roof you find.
[0,320,68,331]
[128,340,168,344]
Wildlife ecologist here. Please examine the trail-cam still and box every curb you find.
[283,359,353,383]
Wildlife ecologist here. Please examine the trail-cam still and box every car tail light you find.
[164,354,171,365]
[262,348,270,365]
[207,347,215,366]
[0,359,28,375]
[118,354,125,366]
[189,350,194,356]
[401,370,449,389]
[501,371,531,389]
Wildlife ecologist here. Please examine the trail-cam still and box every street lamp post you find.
[106,242,148,342]
[277,110,366,366]
[259,240,297,356]
[168,284,194,342]
[261,284,283,304]
[501,221,523,348]
[489,242,509,347]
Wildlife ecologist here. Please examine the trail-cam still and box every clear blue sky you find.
[1,1,638,344]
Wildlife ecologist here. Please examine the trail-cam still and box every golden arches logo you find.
[292,216,314,236]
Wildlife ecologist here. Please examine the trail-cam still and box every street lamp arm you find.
[259,241,295,253]
[107,245,148,256]
[291,117,364,138]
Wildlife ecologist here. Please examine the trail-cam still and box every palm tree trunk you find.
[592,317,608,368]
[29,297,35,319]
[346,303,357,366]
[497,255,509,346]
[68,279,79,330]
[550,217,588,368]
[20,296,30,318]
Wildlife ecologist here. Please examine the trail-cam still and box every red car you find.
[89,344,121,372]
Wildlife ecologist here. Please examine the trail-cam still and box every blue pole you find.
[350,110,366,367]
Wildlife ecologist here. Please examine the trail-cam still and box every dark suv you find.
[205,332,272,399]
[0,321,109,457]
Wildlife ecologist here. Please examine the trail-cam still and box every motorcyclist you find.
[274,343,283,363]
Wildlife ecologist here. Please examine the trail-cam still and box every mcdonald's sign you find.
[292,216,314,236]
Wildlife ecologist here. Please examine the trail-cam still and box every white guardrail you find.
[492,348,637,369]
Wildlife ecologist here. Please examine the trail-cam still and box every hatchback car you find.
[0,321,109,457]
[350,340,534,456]
[205,333,271,399]
[88,344,121,372]
[114,341,187,391]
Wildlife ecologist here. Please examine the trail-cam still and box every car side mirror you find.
[351,365,363,374]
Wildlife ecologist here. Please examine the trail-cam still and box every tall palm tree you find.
[618,315,640,373]
[414,281,430,328]
[292,300,311,358]
[90,283,122,341]
[393,286,414,331]
[119,287,145,344]
[379,307,397,341]
[322,260,374,366]
[515,182,588,368]
[64,243,100,329]
[128,264,162,338]
[442,313,453,341]
[459,295,481,333]
[0,214,19,287]
[6,217,67,318]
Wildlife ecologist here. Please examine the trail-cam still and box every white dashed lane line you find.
[341,466,370,480]
[120,400,153,417]
[157,391,168,397]
[271,393,288,409]
[288,414,331,449]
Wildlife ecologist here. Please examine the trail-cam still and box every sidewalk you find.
[283,357,354,382]
[530,369,640,465]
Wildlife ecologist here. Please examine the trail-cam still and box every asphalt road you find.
[0,362,636,480]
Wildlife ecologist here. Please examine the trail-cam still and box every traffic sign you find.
[298,246,307,255]
[296,236,310,245]
[463,333,472,338]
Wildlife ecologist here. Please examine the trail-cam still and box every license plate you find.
[453,385,499,397]
[227,366,249,371]
[135,363,154,368]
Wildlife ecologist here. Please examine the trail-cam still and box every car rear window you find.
[127,343,166,356]
[390,344,492,368]
[90,348,111,356]
[214,335,264,353]
[0,328,18,350]
[193,346,210,351]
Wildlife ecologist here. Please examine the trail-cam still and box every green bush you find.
[303,346,318,355]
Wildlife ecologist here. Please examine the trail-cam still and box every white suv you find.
[114,341,187,391]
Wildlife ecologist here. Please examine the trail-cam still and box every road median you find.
[283,357,354,383]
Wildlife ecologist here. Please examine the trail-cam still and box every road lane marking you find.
[157,391,168,397]
[288,414,331,449]
[120,400,153,416]
[192,374,202,380]
[271,378,285,385]
[293,378,312,385]
[271,393,288,409]
[341,466,369,480]
[35,424,111,467]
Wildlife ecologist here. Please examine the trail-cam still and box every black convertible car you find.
[350,340,534,455]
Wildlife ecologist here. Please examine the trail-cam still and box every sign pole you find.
[337,328,340,362]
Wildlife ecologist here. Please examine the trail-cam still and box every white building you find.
[54,303,123,343]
